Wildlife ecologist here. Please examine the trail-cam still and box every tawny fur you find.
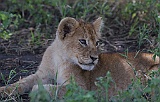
[0,17,159,98]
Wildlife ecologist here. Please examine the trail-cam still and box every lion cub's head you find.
[56,17,103,71]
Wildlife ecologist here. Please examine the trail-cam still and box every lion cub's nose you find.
[90,56,98,62]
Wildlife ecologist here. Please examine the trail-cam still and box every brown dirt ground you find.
[0,28,53,101]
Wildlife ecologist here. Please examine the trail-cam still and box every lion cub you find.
[0,17,159,98]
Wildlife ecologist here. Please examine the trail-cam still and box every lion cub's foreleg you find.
[0,70,52,97]
[0,73,37,97]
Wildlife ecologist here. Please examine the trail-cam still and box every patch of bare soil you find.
[0,29,52,101]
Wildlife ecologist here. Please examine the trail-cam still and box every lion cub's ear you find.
[57,17,79,40]
[93,17,103,36]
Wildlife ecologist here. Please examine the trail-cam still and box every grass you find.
[28,70,160,102]
[0,0,160,101]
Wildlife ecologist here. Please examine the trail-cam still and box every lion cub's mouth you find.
[79,64,95,71]
[77,56,98,71]
[78,61,98,71]
[79,62,94,66]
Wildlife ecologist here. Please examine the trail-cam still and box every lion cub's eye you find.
[79,39,87,46]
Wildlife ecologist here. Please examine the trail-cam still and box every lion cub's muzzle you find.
[78,55,99,71]
[90,56,98,62]
[89,55,98,65]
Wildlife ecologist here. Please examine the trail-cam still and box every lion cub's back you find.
[90,52,159,96]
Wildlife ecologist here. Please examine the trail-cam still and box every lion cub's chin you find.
[79,64,95,71]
